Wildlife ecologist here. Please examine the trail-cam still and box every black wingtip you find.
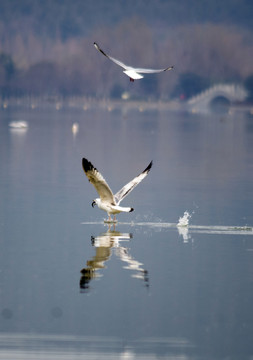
[130,208,134,212]
[144,161,153,173]
[82,158,94,173]
[165,65,174,72]
[93,42,108,58]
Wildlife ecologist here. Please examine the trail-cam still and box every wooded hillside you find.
[1,0,253,98]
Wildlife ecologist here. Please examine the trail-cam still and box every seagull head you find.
[92,198,100,208]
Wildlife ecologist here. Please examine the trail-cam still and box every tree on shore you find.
[1,19,253,98]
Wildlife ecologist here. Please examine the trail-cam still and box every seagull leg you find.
[113,215,117,222]
[129,78,134,82]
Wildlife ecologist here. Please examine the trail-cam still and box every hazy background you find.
[1,2,253,358]
[1,0,253,99]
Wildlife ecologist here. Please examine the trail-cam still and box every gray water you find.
[0,104,253,359]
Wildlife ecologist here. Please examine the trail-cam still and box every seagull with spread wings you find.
[94,42,173,82]
[82,158,152,222]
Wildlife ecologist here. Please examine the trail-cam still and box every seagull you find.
[94,42,173,82]
[9,121,28,129]
[82,158,152,222]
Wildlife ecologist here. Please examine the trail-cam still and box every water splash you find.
[177,211,192,227]
[177,211,194,242]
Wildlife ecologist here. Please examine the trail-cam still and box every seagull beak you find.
[92,200,96,208]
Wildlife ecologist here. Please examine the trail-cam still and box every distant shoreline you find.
[1,96,253,115]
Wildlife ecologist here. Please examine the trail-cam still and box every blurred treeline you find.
[1,0,253,99]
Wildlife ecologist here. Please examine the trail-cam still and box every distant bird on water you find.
[9,121,28,129]
[94,42,173,82]
[82,157,153,222]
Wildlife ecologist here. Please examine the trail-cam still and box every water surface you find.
[0,104,253,359]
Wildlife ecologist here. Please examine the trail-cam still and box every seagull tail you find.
[112,205,134,213]
[122,206,134,213]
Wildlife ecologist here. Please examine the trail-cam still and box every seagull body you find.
[82,158,152,221]
[94,42,173,82]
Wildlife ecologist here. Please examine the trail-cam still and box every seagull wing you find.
[133,66,174,74]
[82,158,116,205]
[94,42,129,70]
[114,161,153,205]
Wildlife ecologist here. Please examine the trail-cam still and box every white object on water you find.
[94,42,173,82]
[82,157,152,222]
[9,121,28,129]
[72,122,79,135]
[177,211,192,227]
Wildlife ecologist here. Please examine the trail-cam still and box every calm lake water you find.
[0,103,253,359]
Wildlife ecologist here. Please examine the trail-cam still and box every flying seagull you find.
[94,42,173,82]
[82,158,152,222]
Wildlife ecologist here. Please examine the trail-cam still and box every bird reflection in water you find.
[80,230,149,292]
